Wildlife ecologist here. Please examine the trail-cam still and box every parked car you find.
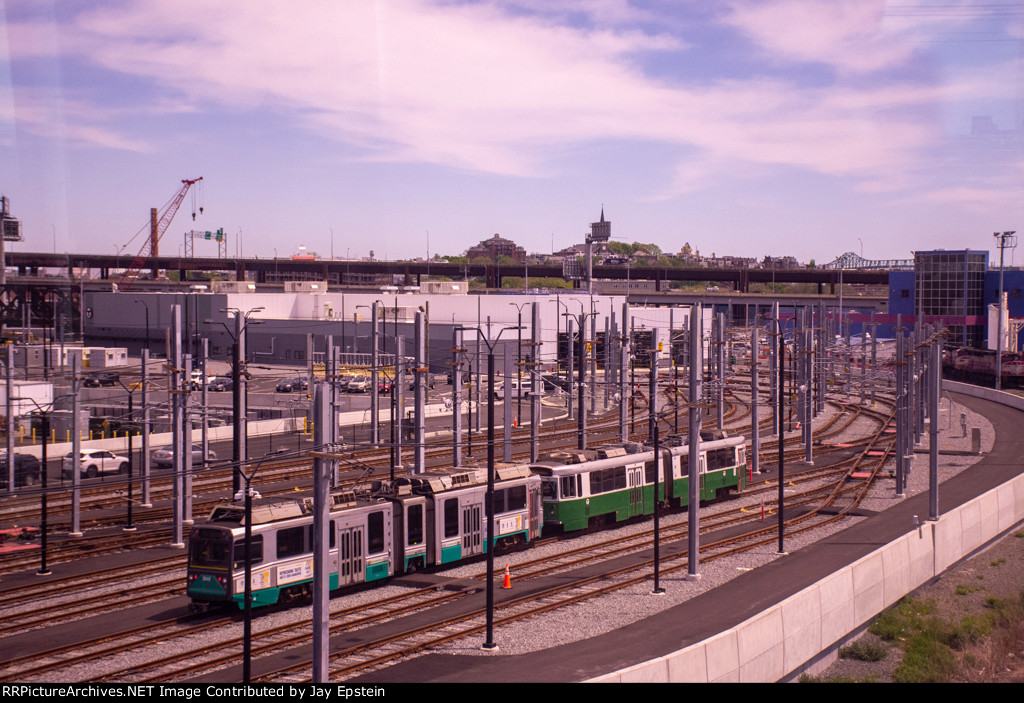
[377,377,393,393]
[446,370,472,385]
[82,371,120,388]
[0,453,41,490]
[275,377,309,393]
[61,449,129,479]
[151,444,217,469]
[208,377,233,392]
[540,373,569,391]
[408,374,436,390]
[346,375,371,393]
[190,371,218,390]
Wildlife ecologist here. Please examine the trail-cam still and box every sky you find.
[1,0,1023,267]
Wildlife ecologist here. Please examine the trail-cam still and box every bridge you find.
[0,251,891,330]
[822,252,913,271]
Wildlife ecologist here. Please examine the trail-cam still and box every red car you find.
[377,378,394,393]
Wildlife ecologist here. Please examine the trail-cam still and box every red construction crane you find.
[119,176,204,286]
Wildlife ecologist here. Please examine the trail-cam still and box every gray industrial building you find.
[82,288,698,375]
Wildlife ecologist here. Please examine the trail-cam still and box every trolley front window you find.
[542,479,557,499]
[190,537,231,568]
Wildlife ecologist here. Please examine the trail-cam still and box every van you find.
[494,378,535,399]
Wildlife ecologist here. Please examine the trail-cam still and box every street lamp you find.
[554,299,596,450]
[206,306,264,493]
[234,451,277,683]
[17,396,60,576]
[458,323,523,651]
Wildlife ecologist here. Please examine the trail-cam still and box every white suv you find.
[62,449,129,479]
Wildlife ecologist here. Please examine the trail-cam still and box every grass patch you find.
[949,614,995,650]
[955,585,983,596]
[869,597,936,642]
[990,558,1006,567]
[894,632,959,682]
[839,640,888,662]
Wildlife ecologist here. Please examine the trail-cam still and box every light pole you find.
[133,298,150,357]
[114,378,140,532]
[509,302,529,426]
[35,411,51,575]
[206,306,264,494]
[554,299,596,450]
[19,398,58,576]
[235,452,276,683]
[459,323,523,651]
[993,231,1016,391]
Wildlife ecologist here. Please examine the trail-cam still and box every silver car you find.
[346,375,370,393]
[151,444,217,469]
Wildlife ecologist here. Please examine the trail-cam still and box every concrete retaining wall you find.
[592,381,1024,683]
[15,400,476,460]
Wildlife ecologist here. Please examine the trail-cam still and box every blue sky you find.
[1,0,1022,266]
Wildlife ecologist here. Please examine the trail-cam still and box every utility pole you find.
[452,326,463,467]
[686,304,702,581]
[414,312,425,474]
[530,302,541,462]
[370,302,379,445]
[140,349,152,507]
[619,303,629,443]
[170,304,184,548]
[69,354,82,535]
[566,317,574,421]
[993,231,1017,390]
[4,345,12,498]
[648,330,659,442]
[751,319,760,474]
[503,347,513,461]
[311,383,331,682]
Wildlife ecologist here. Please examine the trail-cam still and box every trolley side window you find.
[559,476,574,497]
[231,535,264,569]
[277,526,305,559]
[443,499,459,538]
[589,467,627,495]
[507,485,527,511]
[706,448,736,472]
[407,504,423,546]
[368,510,385,553]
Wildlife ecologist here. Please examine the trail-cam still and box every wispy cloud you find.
[4,0,1020,202]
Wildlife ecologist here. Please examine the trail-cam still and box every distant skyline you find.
[2,1,1023,266]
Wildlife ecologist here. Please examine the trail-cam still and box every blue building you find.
[888,249,1024,350]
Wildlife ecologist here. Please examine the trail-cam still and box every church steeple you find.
[590,207,611,242]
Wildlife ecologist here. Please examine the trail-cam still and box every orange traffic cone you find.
[502,563,512,589]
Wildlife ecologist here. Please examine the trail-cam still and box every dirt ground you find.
[815,526,1024,683]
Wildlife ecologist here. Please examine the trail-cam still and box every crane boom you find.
[120,176,203,286]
